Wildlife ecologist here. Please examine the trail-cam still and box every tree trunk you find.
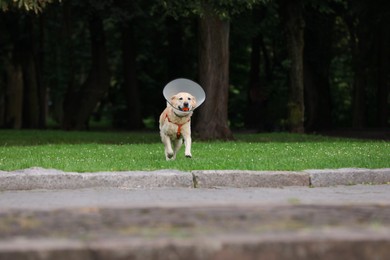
[4,62,24,129]
[37,15,47,128]
[351,66,367,128]
[246,35,270,131]
[22,15,46,129]
[246,34,262,129]
[350,22,368,128]
[375,19,390,127]
[279,0,305,133]
[59,0,75,127]
[344,1,389,128]
[121,23,143,129]
[195,6,233,140]
[246,7,271,131]
[62,13,110,130]
[166,17,185,79]
[303,8,333,132]
[22,53,40,128]
[344,7,369,128]
[350,20,367,128]
[3,14,44,129]
[0,81,3,126]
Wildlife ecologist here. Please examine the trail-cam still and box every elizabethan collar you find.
[163,78,206,111]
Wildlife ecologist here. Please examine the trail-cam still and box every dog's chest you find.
[163,119,190,139]
[164,124,181,139]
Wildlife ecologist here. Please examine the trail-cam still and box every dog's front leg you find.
[173,139,183,159]
[183,136,192,158]
[162,134,174,160]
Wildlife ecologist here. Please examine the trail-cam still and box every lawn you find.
[0,130,389,172]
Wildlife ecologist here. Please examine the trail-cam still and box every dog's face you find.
[171,92,197,112]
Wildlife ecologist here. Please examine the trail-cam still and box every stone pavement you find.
[0,167,390,259]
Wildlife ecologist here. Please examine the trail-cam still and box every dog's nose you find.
[184,102,189,107]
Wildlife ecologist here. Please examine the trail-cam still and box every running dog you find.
[159,92,197,160]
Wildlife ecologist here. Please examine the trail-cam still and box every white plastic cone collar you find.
[163,78,206,109]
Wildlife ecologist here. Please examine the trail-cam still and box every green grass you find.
[0,130,389,172]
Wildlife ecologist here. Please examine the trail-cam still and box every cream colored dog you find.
[159,92,197,160]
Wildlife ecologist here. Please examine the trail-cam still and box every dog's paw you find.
[167,152,174,159]
[185,153,192,158]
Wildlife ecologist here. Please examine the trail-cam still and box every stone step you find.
[0,204,389,259]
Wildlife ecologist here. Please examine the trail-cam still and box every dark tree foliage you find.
[0,0,389,135]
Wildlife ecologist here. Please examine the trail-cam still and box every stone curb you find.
[0,167,389,191]
[306,168,390,187]
[0,168,193,191]
[1,234,390,260]
[192,170,310,188]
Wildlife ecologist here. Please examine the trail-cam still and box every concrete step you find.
[1,204,389,259]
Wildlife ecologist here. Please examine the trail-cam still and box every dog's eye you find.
[188,97,191,100]
[179,97,183,100]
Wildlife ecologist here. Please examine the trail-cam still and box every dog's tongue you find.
[182,107,189,112]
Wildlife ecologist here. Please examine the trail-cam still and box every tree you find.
[195,2,233,139]
[3,60,23,128]
[113,0,145,130]
[374,8,390,127]
[245,6,273,131]
[121,23,143,129]
[156,0,265,139]
[0,0,61,129]
[0,0,60,14]
[2,0,387,132]
[62,6,110,130]
[279,0,305,133]
[303,4,334,131]
[343,1,368,128]
[1,12,45,128]
[342,0,390,128]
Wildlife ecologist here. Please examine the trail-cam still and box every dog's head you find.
[170,92,197,112]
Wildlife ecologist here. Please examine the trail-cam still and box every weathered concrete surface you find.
[1,234,389,260]
[0,204,389,260]
[192,170,310,188]
[306,168,390,187]
[1,184,390,259]
[2,185,390,210]
[1,167,390,259]
[0,167,193,191]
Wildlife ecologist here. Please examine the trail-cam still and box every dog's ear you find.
[171,95,177,101]
[191,95,197,107]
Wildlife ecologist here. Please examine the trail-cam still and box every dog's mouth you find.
[178,105,191,112]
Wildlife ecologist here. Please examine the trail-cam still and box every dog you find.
[159,92,197,160]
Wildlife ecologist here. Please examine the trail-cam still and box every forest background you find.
[0,0,389,140]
